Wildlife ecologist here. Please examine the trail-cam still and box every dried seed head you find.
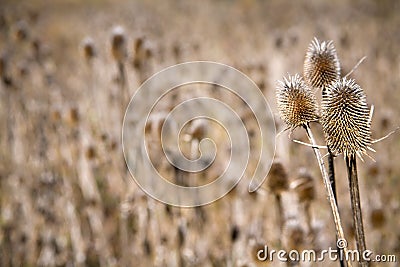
[303,37,340,90]
[81,37,96,61]
[17,63,29,77]
[266,160,289,194]
[14,20,29,41]
[50,109,61,123]
[369,207,386,229]
[66,107,80,127]
[291,168,315,203]
[85,145,96,160]
[321,78,372,158]
[188,119,207,141]
[276,74,319,130]
[132,37,144,68]
[282,218,304,251]
[111,26,127,63]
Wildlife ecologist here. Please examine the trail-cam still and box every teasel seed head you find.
[85,145,97,160]
[321,78,372,158]
[81,37,96,61]
[266,160,289,194]
[282,218,304,251]
[276,74,319,131]
[188,119,208,141]
[369,207,386,229]
[14,20,29,42]
[111,26,127,63]
[303,37,340,91]
[291,168,315,203]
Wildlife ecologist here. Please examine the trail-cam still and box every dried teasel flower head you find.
[276,74,319,131]
[188,119,208,141]
[321,78,372,158]
[291,168,316,203]
[14,20,29,42]
[85,145,97,160]
[111,26,127,63]
[265,160,289,194]
[369,207,386,229]
[81,37,96,61]
[282,218,304,251]
[303,37,340,91]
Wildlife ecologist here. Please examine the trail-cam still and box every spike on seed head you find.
[321,78,372,158]
[276,74,319,131]
[303,37,340,91]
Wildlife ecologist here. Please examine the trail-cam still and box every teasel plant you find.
[276,73,352,266]
[303,37,342,207]
[291,168,316,246]
[265,160,289,240]
[110,26,129,120]
[321,78,372,267]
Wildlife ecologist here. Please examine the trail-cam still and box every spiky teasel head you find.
[321,78,372,158]
[276,74,319,131]
[303,37,340,91]
[111,26,127,63]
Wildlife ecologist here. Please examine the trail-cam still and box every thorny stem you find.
[345,154,369,267]
[303,124,352,267]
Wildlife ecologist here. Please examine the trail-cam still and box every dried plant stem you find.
[275,193,284,236]
[303,124,352,267]
[118,61,129,118]
[327,150,337,201]
[345,154,369,267]
[304,202,314,244]
[328,149,346,267]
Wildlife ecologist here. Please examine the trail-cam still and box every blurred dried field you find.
[0,0,399,266]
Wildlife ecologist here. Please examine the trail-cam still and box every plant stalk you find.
[345,154,369,267]
[328,149,345,267]
[303,124,351,267]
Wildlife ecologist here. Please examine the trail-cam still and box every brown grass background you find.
[0,0,399,266]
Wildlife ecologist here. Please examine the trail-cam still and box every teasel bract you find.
[276,73,319,132]
[321,77,372,159]
[303,37,340,92]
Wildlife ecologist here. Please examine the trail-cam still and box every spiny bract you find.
[304,37,340,91]
[276,74,319,131]
[321,78,372,158]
